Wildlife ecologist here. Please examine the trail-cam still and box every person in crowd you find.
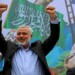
[64,43,75,75]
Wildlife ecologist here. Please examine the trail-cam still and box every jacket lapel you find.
[31,41,49,69]
[5,41,19,62]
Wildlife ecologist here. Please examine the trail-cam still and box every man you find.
[0,4,60,75]
[64,43,75,75]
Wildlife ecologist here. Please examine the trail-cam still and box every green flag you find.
[4,0,66,43]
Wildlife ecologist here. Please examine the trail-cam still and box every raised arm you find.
[42,6,60,56]
[0,4,8,57]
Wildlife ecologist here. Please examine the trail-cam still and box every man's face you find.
[16,27,32,46]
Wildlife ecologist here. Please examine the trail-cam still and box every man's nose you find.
[19,34,24,37]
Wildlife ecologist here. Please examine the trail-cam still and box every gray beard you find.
[16,38,31,46]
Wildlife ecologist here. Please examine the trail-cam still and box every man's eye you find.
[17,32,27,35]
[17,33,21,35]
[22,32,27,35]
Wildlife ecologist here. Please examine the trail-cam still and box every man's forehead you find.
[18,27,29,31]
[17,27,30,33]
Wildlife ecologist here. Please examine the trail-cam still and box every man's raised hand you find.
[0,4,8,18]
[45,6,56,21]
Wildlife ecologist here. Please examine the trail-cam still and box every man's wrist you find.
[50,14,57,21]
[0,18,1,21]
[0,12,2,20]
[0,12,2,18]
[0,16,2,21]
[50,18,59,24]
[50,14,60,24]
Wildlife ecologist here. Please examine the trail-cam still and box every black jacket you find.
[0,20,60,75]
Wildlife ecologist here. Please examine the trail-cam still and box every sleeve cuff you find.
[50,18,60,24]
[0,18,2,21]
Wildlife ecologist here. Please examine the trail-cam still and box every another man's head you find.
[16,25,33,46]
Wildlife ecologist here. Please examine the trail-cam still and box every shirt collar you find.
[16,43,31,51]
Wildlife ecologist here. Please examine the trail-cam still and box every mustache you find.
[18,37,25,40]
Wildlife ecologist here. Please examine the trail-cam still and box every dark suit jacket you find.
[0,20,60,75]
[66,68,75,75]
